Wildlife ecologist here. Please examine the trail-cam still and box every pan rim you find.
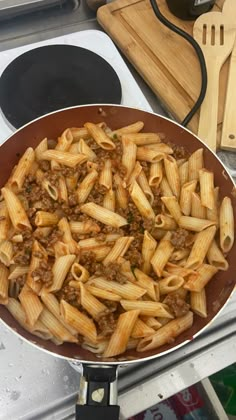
[0,103,235,365]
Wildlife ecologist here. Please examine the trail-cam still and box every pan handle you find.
[76,364,120,420]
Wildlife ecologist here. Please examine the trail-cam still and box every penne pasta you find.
[0,263,9,304]
[137,311,193,352]
[60,299,97,343]
[160,176,173,197]
[85,122,116,150]
[2,187,32,231]
[137,170,154,204]
[151,232,174,277]
[0,205,10,241]
[120,300,174,318]
[155,214,177,230]
[207,240,229,270]
[184,263,218,292]
[86,285,121,302]
[136,146,165,163]
[164,155,180,198]
[0,240,13,267]
[114,173,129,209]
[133,268,157,301]
[56,128,73,151]
[99,159,112,189]
[39,307,77,343]
[185,226,216,269]
[69,220,100,235]
[131,318,155,338]
[161,196,182,222]
[188,148,204,181]
[103,310,140,357]
[142,230,157,274]
[8,265,29,280]
[19,284,43,327]
[58,176,68,203]
[199,169,215,210]
[41,150,87,167]
[35,138,48,161]
[158,275,185,295]
[80,283,107,320]
[144,143,173,154]
[58,217,79,254]
[71,263,90,282]
[103,188,116,212]
[190,289,207,318]
[179,161,189,186]
[122,138,137,180]
[149,161,163,187]
[111,121,144,137]
[47,254,76,292]
[78,234,120,250]
[78,138,97,160]
[77,169,98,204]
[121,132,161,145]
[80,202,127,227]
[178,216,216,232]
[206,187,219,223]
[103,237,134,266]
[219,197,234,253]
[180,180,197,216]
[191,192,207,219]
[40,289,77,336]
[129,181,155,220]
[35,211,59,227]
[141,316,162,330]
[7,147,35,192]
[26,240,48,293]
[88,277,146,300]
[127,161,143,187]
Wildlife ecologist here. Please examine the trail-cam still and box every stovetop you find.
[0,29,152,144]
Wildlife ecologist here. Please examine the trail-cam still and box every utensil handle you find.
[221,40,236,150]
[75,364,120,420]
[197,58,221,152]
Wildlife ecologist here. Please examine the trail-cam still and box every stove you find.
[0,29,152,144]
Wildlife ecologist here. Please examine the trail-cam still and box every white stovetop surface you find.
[0,29,152,145]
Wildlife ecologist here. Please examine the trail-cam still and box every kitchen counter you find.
[0,1,235,419]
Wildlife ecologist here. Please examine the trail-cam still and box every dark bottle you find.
[166,0,216,20]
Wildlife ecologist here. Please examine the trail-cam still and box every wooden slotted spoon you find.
[193,11,235,152]
[220,0,236,150]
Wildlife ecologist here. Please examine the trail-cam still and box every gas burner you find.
[0,44,122,129]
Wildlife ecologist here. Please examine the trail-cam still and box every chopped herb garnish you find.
[113,133,118,140]
[131,265,136,276]
[139,226,145,234]
[25,248,31,256]
[127,212,134,224]
[25,185,32,193]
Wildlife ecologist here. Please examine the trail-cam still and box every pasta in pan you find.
[0,122,234,359]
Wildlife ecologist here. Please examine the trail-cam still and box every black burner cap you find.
[0,45,122,128]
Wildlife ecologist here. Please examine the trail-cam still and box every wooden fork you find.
[221,0,236,150]
[193,11,235,152]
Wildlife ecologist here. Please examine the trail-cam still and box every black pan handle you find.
[76,364,120,420]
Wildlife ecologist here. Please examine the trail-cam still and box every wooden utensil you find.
[220,0,236,151]
[193,11,235,152]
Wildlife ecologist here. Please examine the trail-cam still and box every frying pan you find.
[0,104,235,420]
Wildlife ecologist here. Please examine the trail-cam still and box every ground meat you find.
[14,274,26,288]
[58,284,80,304]
[167,142,188,160]
[87,183,107,206]
[100,263,127,284]
[164,293,190,318]
[31,261,53,287]
[151,186,162,214]
[14,253,31,265]
[35,227,63,248]
[143,218,155,231]
[170,228,191,249]
[38,160,50,171]
[68,193,78,207]
[97,311,117,337]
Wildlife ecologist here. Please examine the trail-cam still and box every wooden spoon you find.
[220,0,236,151]
[193,11,235,152]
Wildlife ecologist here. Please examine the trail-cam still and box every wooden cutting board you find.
[97,0,228,141]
